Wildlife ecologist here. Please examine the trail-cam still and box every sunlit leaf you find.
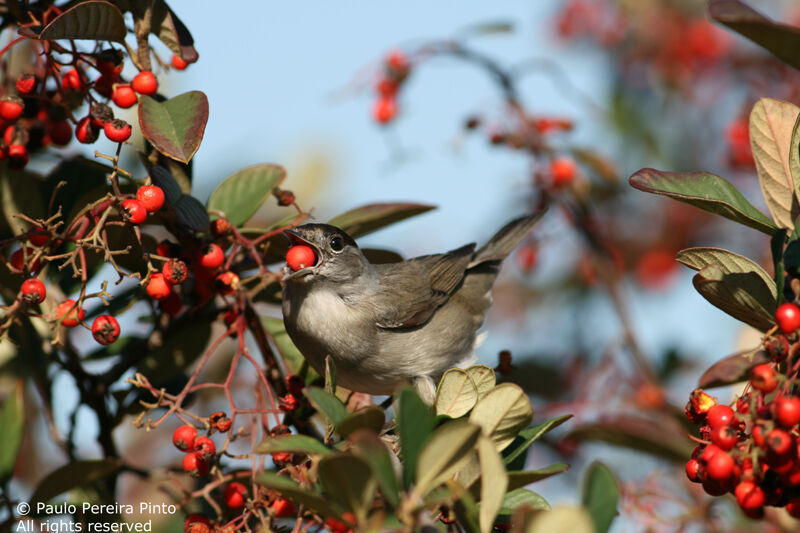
[466,365,496,399]
[525,505,594,533]
[478,436,507,533]
[415,420,480,495]
[749,98,800,228]
[435,368,478,418]
[499,488,550,515]
[469,383,533,451]
[207,164,287,226]
[692,264,776,331]
[676,247,776,299]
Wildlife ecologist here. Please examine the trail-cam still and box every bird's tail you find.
[471,211,546,266]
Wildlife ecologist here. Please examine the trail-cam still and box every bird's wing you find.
[373,243,475,328]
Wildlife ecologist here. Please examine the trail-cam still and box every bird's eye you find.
[330,236,344,252]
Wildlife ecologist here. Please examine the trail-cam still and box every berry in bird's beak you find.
[286,244,316,271]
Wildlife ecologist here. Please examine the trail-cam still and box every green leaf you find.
[525,506,594,533]
[415,420,481,495]
[30,459,122,505]
[397,387,436,489]
[498,488,550,515]
[337,406,385,438]
[318,454,377,522]
[466,365,496,399]
[698,348,769,389]
[351,430,401,508]
[254,434,332,456]
[38,1,126,42]
[138,319,212,387]
[749,98,800,229]
[173,194,210,232]
[1,168,45,236]
[138,91,209,164]
[478,436,508,533]
[149,165,184,204]
[469,383,533,451]
[629,168,777,235]
[692,264,777,331]
[258,471,341,517]
[207,164,287,227]
[676,247,777,300]
[328,203,436,238]
[262,317,309,376]
[0,382,24,484]
[305,387,348,426]
[565,416,693,462]
[507,463,570,491]
[435,368,479,418]
[709,0,800,72]
[582,462,619,533]
[504,414,573,466]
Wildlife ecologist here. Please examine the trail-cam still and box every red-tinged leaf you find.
[709,0,800,72]
[629,168,777,235]
[138,91,208,164]
[698,348,769,389]
[146,0,198,62]
[37,1,126,42]
[565,416,693,462]
[328,203,436,238]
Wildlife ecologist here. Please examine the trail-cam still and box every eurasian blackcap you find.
[280,212,543,401]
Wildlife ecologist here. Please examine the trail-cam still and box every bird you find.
[280,212,544,402]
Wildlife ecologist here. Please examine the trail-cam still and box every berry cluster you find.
[371,51,410,124]
[684,302,800,517]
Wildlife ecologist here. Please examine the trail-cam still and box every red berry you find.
[766,428,793,456]
[104,119,131,143]
[20,278,46,305]
[8,144,28,168]
[223,482,247,510]
[92,315,120,345]
[184,514,210,532]
[112,84,138,108]
[776,302,800,333]
[216,418,232,432]
[27,227,49,246]
[279,393,298,412]
[49,120,72,146]
[15,74,36,94]
[0,97,24,121]
[286,245,315,271]
[271,498,296,518]
[215,271,239,296]
[75,116,99,144]
[751,364,778,393]
[774,395,800,428]
[326,513,356,533]
[146,273,172,300]
[56,299,85,328]
[735,480,765,512]
[137,185,165,212]
[61,69,83,91]
[710,425,738,451]
[271,451,292,465]
[182,451,210,477]
[705,450,735,481]
[156,240,179,258]
[372,97,397,124]
[375,78,398,98]
[172,425,198,451]
[386,50,409,72]
[516,244,537,273]
[788,501,800,518]
[132,71,158,95]
[706,404,735,429]
[685,458,701,482]
[121,199,147,224]
[550,157,577,187]
[193,436,216,461]
[163,259,188,285]
[10,247,40,272]
[160,291,182,317]
[753,425,767,448]
[172,55,189,70]
[702,479,729,497]
[198,244,224,269]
